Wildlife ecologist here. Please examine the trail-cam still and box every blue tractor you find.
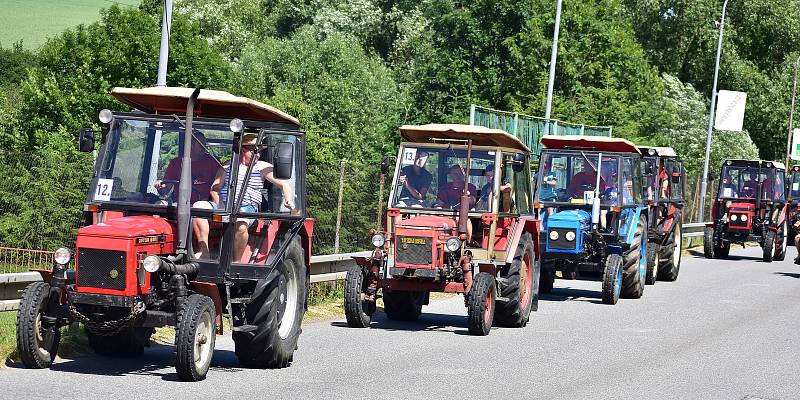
[535,136,648,305]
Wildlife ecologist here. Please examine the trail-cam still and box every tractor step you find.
[496,296,510,302]
[229,297,253,304]
[232,324,258,333]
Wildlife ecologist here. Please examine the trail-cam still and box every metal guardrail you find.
[0,223,711,311]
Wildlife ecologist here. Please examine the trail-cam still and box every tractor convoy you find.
[14,86,793,380]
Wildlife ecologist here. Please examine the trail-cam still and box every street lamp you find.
[543,0,563,135]
[698,0,730,224]
[784,55,800,167]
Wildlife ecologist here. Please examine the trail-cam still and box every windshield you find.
[789,170,800,200]
[537,151,625,206]
[391,146,498,211]
[718,166,785,201]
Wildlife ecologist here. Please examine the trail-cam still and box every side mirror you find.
[380,155,391,175]
[77,126,95,152]
[273,141,294,180]
[671,174,681,184]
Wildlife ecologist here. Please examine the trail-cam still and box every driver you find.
[154,131,221,205]
[568,159,605,198]
[397,150,432,207]
[435,164,477,209]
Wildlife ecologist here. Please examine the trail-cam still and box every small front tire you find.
[602,254,623,305]
[343,265,375,328]
[175,294,216,382]
[467,273,496,336]
[16,282,61,369]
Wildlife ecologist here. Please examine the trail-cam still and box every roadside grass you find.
[0,0,111,49]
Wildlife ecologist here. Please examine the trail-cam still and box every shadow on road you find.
[541,286,604,304]
[775,272,800,279]
[6,343,244,380]
[330,312,470,335]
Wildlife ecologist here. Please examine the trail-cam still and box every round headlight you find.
[549,230,559,241]
[446,237,461,252]
[741,214,748,221]
[142,255,161,273]
[54,247,71,265]
[565,231,576,242]
[730,214,738,221]
[230,118,244,133]
[98,109,113,124]
[371,233,386,248]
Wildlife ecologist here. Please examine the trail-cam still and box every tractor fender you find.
[504,216,540,265]
[300,219,315,268]
[620,207,646,245]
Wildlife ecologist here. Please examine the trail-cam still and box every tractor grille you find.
[549,228,579,250]
[395,236,433,265]
[76,248,127,291]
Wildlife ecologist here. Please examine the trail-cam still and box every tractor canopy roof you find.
[638,146,677,158]
[399,124,530,153]
[111,86,301,127]
[722,159,786,170]
[540,135,639,154]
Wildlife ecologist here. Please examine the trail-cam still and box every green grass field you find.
[0,0,137,49]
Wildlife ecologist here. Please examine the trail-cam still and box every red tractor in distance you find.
[639,146,685,283]
[16,87,313,381]
[786,165,800,249]
[344,124,540,335]
[704,159,788,261]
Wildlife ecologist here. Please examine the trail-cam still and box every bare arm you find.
[209,167,225,206]
[263,167,294,210]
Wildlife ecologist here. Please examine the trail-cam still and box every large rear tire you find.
[16,282,61,369]
[601,254,623,305]
[763,230,776,263]
[658,221,682,281]
[233,238,307,369]
[495,233,537,328]
[175,294,216,382]
[467,272,495,336]
[383,289,425,321]
[621,216,646,299]
[343,265,375,328]
[87,327,153,357]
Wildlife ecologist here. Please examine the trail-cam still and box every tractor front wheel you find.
[621,216,646,299]
[343,265,375,328]
[175,294,216,382]
[774,220,787,261]
[601,254,623,305]
[763,230,776,263]
[645,242,658,285]
[703,227,715,259]
[658,221,682,281]
[539,263,555,294]
[467,272,496,336]
[495,233,537,328]
[16,282,61,369]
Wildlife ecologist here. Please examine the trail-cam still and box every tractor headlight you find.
[371,233,386,248]
[142,255,161,273]
[549,230,559,241]
[741,214,748,221]
[446,237,461,252]
[53,247,71,265]
[731,214,738,221]
[565,231,576,242]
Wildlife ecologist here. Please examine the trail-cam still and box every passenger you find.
[396,150,433,207]
[476,164,512,210]
[538,165,559,202]
[195,133,295,260]
[658,165,670,199]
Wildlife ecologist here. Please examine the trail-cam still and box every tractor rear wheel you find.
[539,263,555,294]
[601,254,623,305]
[233,238,307,369]
[703,227,714,259]
[87,327,153,357]
[16,282,61,369]
[763,230,776,262]
[383,289,425,321]
[495,233,537,328]
[657,221,682,281]
[467,272,496,336]
[343,265,375,328]
[645,242,658,285]
[621,216,646,299]
[175,294,216,382]
[774,220,787,261]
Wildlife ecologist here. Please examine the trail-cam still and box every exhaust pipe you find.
[176,88,201,255]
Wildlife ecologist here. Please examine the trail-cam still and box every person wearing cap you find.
[198,133,294,261]
[476,164,512,211]
[397,150,433,207]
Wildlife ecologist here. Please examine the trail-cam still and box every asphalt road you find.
[2,246,800,399]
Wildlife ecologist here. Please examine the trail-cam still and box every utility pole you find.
[543,0,563,135]
[785,55,800,167]
[698,0,729,224]
[156,0,173,87]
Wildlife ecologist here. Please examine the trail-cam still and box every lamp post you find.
[784,55,800,167]
[698,0,730,224]
[156,0,173,87]
[543,0,563,135]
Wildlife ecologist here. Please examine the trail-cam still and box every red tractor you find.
[704,159,787,261]
[639,146,685,283]
[786,165,800,249]
[343,124,540,335]
[16,87,313,381]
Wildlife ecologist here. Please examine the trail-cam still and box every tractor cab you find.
[17,87,313,381]
[787,165,800,244]
[345,124,541,335]
[638,146,684,283]
[704,159,787,261]
[536,136,648,305]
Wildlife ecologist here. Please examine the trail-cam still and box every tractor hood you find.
[547,209,592,229]
[78,215,177,239]
[397,215,458,231]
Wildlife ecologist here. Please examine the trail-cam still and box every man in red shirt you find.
[568,159,605,199]
[436,164,477,209]
[154,131,222,205]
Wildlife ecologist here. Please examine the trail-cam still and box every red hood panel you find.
[398,215,458,230]
[79,215,176,238]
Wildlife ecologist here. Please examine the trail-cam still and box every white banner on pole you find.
[791,128,800,161]
[714,90,747,132]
